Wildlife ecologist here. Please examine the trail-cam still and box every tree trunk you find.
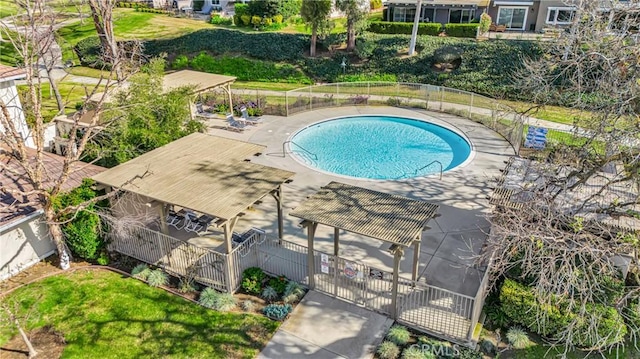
[44,205,70,270]
[88,0,122,81]
[310,26,317,57]
[3,307,38,358]
[346,19,356,51]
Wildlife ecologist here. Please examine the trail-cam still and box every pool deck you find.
[205,106,514,297]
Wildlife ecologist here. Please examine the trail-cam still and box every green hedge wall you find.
[444,23,479,38]
[368,21,442,36]
[144,29,308,62]
[499,279,627,348]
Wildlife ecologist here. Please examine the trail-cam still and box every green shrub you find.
[210,14,233,25]
[377,341,400,359]
[273,14,283,24]
[241,267,266,295]
[242,300,255,312]
[283,281,305,303]
[444,23,479,38]
[131,264,151,280]
[573,304,627,348]
[386,325,410,346]
[147,269,168,287]
[370,0,382,10]
[506,327,530,349]
[235,3,249,17]
[241,14,251,26]
[178,278,197,293]
[478,13,492,34]
[213,293,237,312]
[369,21,442,36]
[172,55,189,69]
[268,276,288,295]
[404,346,435,359]
[251,16,262,27]
[433,45,463,64]
[263,304,292,320]
[262,286,279,302]
[96,252,109,265]
[199,287,220,308]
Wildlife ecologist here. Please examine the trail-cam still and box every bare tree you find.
[0,295,42,358]
[0,0,140,269]
[483,0,640,354]
[87,0,122,81]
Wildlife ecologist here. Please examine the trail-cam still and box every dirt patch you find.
[0,326,66,359]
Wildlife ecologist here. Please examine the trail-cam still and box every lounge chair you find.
[232,227,266,247]
[225,114,248,132]
[195,102,216,119]
[184,214,214,234]
[240,106,263,125]
[166,210,184,230]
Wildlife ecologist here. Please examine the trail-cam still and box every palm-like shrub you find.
[402,346,435,359]
[262,286,279,302]
[146,269,168,287]
[282,281,305,303]
[377,341,400,359]
[386,325,411,346]
[506,327,530,349]
[199,287,220,309]
[131,264,151,280]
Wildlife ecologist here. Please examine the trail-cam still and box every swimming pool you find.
[288,115,472,180]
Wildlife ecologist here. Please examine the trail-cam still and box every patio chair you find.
[195,102,216,119]
[185,214,215,234]
[166,210,184,230]
[232,227,266,247]
[225,114,248,132]
[240,106,263,125]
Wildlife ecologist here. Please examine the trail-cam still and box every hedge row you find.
[500,279,627,349]
[144,29,307,62]
[368,21,442,36]
[444,23,479,38]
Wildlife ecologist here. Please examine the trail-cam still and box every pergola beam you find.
[391,247,404,319]
[271,185,284,239]
[412,232,421,282]
[307,222,318,289]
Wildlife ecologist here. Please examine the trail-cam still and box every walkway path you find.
[258,291,393,359]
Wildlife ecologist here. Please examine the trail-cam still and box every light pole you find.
[340,57,347,74]
[409,0,423,56]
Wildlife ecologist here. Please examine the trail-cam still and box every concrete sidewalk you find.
[258,291,393,359]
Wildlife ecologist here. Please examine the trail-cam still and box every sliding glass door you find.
[497,7,528,30]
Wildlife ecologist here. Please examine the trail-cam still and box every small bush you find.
[210,14,233,25]
[242,300,255,312]
[96,252,109,265]
[444,23,479,38]
[368,21,442,36]
[402,346,434,359]
[370,0,382,10]
[172,55,189,69]
[386,325,411,346]
[241,14,251,26]
[262,286,279,302]
[268,276,288,295]
[241,267,266,295]
[213,293,237,312]
[282,281,305,303]
[178,278,197,293]
[199,287,219,308]
[478,13,492,34]
[387,97,403,107]
[263,303,292,321]
[377,341,400,359]
[251,15,261,27]
[147,269,168,287]
[131,264,151,280]
[273,14,283,24]
[506,327,530,349]
[433,45,463,65]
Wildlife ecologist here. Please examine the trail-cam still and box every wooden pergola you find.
[290,182,439,317]
[92,133,295,251]
[163,70,237,113]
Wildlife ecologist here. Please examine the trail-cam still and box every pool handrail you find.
[416,160,443,180]
[282,140,318,160]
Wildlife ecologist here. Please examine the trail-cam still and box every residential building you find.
[0,65,35,149]
[385,0,638,33]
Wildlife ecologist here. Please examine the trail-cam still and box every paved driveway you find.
[258,291,393,359]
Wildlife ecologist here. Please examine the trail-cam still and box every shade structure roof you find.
[387,0,489,6]
[163,70,237,94]
[92,133,295,221]
[290,182,439,247]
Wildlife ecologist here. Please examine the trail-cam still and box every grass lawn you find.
[0,0,19,18]
[17,81,104,122]
[0,270,279,358]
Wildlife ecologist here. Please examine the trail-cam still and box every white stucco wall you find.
[0,79,35,148]
[0,213,55,281]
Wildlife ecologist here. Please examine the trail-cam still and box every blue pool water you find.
[289,115,471,180]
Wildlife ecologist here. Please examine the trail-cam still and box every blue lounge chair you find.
[225,114,248,132]
[240,106,263,125]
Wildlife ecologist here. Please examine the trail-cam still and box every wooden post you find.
[274,185,284,239]
[307,222,318,288]
[227,83,233,113]
[391,247,403,319]
[223,216,239,293]
[158,203,169,235]
[412,236,421,282]
[333,227,340,256]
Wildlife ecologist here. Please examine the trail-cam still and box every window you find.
[393,7,416,22]
[449,9,474,23]
[546,7,576,25]
[421,7,435,22]
[497,7,528,30]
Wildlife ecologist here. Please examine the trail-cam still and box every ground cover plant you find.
[0,270,279,358]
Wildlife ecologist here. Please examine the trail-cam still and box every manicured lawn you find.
[17,81,104,122]
[0,270,279,358]
[0,0,19,18]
